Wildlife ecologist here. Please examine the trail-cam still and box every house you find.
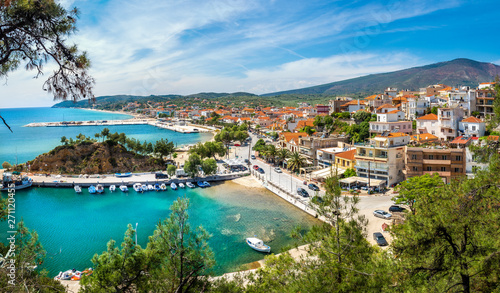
[316,104,330,115]
[329,97,352,114]
[450,136,473,148]
[417,107,465,141]
[410,133,439,144]
[278,133,309,153]
[406,147,466,184]
[334,149,357,170]
[296,136,349,165]
[406,97,429,120]
[365,95,392,110]
[476,88,497,118]
[254,116,273,128]
[294,118,315,132]
[369,110,412,135]
[458,116,485,137]
[375,104,398,114]
[316,145,352,168]
[354,133,410,187]
[340,99,367,113]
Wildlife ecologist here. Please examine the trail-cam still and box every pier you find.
[24,119,212,133]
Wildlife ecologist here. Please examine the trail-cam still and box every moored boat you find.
[142,184,148,191]
[120,185,129,192]
[109,185,116,192]
[74,185,82,193]
[1,172,32,191]
[147,184,154,191]
[197,181,205,188]
[88,185,97,194]
[186,182,195,188]
[96,184,104,194]
[246,237,271,253]
[133,183,143,193]
[54,269,81,281]
[115,172,132,178]
[203,181,210,187]
[178,183,185,188]
[160,183,167,191]
[154,183,161,191]
[170,183,178,190]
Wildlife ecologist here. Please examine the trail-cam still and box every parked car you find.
[253,165,259,170]
[373,210,392,219]
[257,168,265,174]
[155,172,169,179]
[373,232,388,246]
[274,167,282,173]
[389,205,406,212]
[251,155,256,160]
[297,188,309,197]
[307,183,319,191]
[244,159,249,164]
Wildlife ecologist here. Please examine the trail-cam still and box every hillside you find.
[28,141,164,174]
[263,58,500,97]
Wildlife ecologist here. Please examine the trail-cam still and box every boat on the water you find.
[54,269,81,281]
[115,172,132,178]
[154,183,161,191]
[178,183,185,188]
[203,181,211,187]
[74,185,82,193]
[0,172,32,191]
[88,185,97,194]
[142,184,148,191]
[197,181,205,188]
[170,183,178,190]
[133,183,143,193]
[186,182,195,188]
[246,237,271,253]
[120,185,129,192]
[160,183,167,191]
[109,185,116,192]
[96,184,104,194]
[147,184,154,191]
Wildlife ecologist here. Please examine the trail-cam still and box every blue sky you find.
[2,0,500,108]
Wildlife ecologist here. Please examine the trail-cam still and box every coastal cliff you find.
[28,141,164,174]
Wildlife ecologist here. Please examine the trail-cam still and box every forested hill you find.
[263,58,500,97]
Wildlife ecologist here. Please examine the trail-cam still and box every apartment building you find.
[329,97,352,114]
[416,107,465,141]
[354,133,409,187]
[406,96,429,120]
[476,88,497,118]
[369,111,412,135]
[297,136,348,165]
[405,147,466,184]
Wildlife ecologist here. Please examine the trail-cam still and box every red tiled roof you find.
[451,136,472,144]
[335,149,356,161]
[417,113,438,120]
[461,116,483,123]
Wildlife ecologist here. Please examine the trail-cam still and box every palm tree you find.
[266,145,277,164]
[288,151,306,174]
[277,148,290,168]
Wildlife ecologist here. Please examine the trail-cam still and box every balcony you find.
[356,161,389,171]
[422,159,451,165]
[423,171,451,177]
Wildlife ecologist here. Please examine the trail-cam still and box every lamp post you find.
[135,223,138,245]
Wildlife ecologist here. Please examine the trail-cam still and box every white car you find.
[274,167,282,173]
[373,210,392,219]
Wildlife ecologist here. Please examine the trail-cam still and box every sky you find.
[2,0,500,108]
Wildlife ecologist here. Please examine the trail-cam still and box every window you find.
[412,155,417,160]
[432,122,435,127]
[442,155,447,160]
[432,131,435,135]
[412,166,418,171]
[428,155,434,160]
[472,126,476,131]
[427,166,432,171]
[448,129,452,133]
[441,167,446,172]
[454,168,460,173]
[455,156,461,161]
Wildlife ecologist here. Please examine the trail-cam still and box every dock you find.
[24,119,212,133]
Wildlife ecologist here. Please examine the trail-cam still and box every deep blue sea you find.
[0,107,319,276]
[0,107,212,165]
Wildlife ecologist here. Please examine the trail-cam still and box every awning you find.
[339,176,386,187]
[311,167,347,179]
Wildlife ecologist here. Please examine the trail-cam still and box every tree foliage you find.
[201,158,217,175]
[184,154,202,178]
[393,173,444,215]
[1,0,94,101]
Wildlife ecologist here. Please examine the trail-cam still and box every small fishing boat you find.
[0,172,32,191]
[186,182,195,188]
[154,183,161,191]
[96,184,104,194]
[170,183,178,190]
[147,184,154,191]
[133,183,143,193]
[142,184,148,191]
[109,185,116,192]
[203,181,211,187]
[74,185,82,193]
[178,183,185,188]
[246,237,271,253]
[88,185,97,194]
[160,183,167,191]
[197,181,205,188]
[115,172,132,178]
[54,269,81,281]
[120,185,129,192]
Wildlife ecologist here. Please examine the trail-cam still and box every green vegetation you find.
[189,141,226,160]
[167,164,176,176]
[343,168,356,178]
[184,154,202,178]
[287,152,306,172]
[214,125,249,157]
[1,161,12,169]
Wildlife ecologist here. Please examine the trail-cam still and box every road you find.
[231,131,397,246]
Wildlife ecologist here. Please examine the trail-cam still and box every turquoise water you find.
[0,181,319,275]
[0,107,212,165]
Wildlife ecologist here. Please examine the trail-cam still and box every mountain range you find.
[263,58,500,97]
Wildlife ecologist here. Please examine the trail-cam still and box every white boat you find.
[115,172,132,178]
[74,185,82,193]
[178,183,185,188]
[133,183,143,193]
[186,182,195,188]
[54,269,81,281]
[147,184,154,191]
[160,183,167,191]
[246,237,271,253]
[96,184,104,194]
[1,172,32,191]
[142,184,148,191]
[88,185,97,194]
[109,185,116,192]
[120,185,129,192]
[170,183,178,190]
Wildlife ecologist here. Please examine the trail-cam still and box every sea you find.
[0,107,320,276]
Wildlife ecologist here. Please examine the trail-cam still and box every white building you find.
[406,97,429,120]
[458,116,486,138]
